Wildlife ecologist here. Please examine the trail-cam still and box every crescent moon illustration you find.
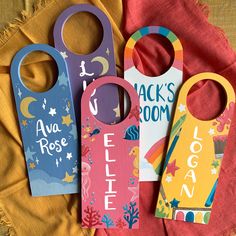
[20,97,37,119]
[91,56,109,76]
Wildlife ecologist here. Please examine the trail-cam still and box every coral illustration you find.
[82,144,90,157]
[101,214,114,228]
[123,202,139,229]
[214,102,234,132]
[82,206,102,228]
[116,217,126,229]
[81,162,91,201]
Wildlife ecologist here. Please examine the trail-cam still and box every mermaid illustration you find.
[82,162,91,201]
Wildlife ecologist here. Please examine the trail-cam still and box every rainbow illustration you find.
[145,137,167,175]
[145,115,186,175]
[124,26,183,71]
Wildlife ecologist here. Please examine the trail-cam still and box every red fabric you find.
[96,0,236,235]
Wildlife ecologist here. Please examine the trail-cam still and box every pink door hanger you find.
[81,76,140,229]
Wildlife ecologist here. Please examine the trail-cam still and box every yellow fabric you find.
[204,0,236,50]
[0,0,25,29]
[0,0,124,235]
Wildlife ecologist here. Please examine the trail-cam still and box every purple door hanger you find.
[53,4,119,125]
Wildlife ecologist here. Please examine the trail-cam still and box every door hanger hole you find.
[187,79,227,121]
[133,34,174,77]
[63,12,104,55]
[20,51,58,93]
[89,84,131,125]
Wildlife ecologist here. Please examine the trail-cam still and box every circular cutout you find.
[89,84,131,125]
[63,12,103,55]
[133,34,174,77]
[187,79,227,121]
[20,51,58,93]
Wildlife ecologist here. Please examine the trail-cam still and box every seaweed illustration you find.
[101,214,114,228]
[123,201,139,229]
[82,206,102,228]
[155,200,169,218]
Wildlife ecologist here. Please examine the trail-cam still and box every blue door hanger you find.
[10,44,79,196]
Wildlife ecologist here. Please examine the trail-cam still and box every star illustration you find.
[60,51,68,59]
[211,168,217,175]
[56,159,59,167]
[25,147,36,161]
[21,120,27,126]
[49,108,57,117]
[72,166,78,174]
[29,162,36,169]
[106,48,110,56]
[69,124,78,140]
[58,72,68,87]
[165,175,172,183]
[59,157,62,162]
[65,105,70,113]
[85,126,91,132]
[113,104,120,118]
[128,185,139,202]
[178,104,186,113]
[208,128,215,136]
[62,172,75,183]
[18,88,22,98]
[166,159,180,177]
[170,198,180,208]
[66,152,72,160]
[62,114,73,126]
[212,160,219,168]
[35,157,39,165]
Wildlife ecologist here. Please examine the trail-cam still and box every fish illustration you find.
[124,125,139,140]
[89,128,101,137]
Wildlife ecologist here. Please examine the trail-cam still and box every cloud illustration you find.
[29,169,79,196]
[30,179,78,196]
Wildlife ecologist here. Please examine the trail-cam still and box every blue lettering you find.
[147,84,154,101]
[143,106,151,122]
[139,84,147,102]
[160,105,170,121]
[151,106,159,121]
[156,84,165,102]
[167,82,175,103]
[139,105,170,122]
